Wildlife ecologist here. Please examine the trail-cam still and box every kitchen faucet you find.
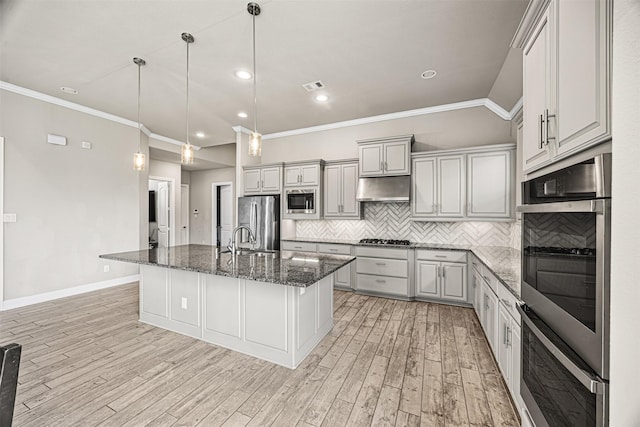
[227,225,256,255]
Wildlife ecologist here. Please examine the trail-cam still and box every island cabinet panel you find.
[245,281,288,351]
[141,266,168,318]
[203,275,241,339]
[169,270,201,332]
[296,284,317,350]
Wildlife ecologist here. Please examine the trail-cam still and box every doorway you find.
[149,177,174,248]
[211,182,233,247]
[180,184,189,245]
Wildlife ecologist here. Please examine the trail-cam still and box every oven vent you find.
[302,80,325,92]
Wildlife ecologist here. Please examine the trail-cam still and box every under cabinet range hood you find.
[356,176,411,202]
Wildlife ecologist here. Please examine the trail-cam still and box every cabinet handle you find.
[503,323,508,345]
[375,262,386,267]
[261,180,264,188]
[442,267,446,278]
[506,326,512,347]
[329,249,338,252]
[385,161,388,171]
[435,255,447,259]
[375,279,386,284]
[294,246,302,249]
[545,109,556,146]
[380,161,384,171]
[501,298,511,307]
[539,114,545,149]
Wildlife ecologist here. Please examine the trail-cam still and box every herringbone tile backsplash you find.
[297,203,520,248]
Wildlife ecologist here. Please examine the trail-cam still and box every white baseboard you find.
[0,275,140,311]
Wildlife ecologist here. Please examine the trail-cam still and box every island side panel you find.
[168,269,202,339]
[140,265,169,319]
[203,274,242,339]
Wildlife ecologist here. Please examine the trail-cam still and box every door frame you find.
[149,175,176,248]
[0,137,4,310]
[211,181,233,247]
[180,184,189,245]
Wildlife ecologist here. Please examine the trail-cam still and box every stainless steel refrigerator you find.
[237,195,280,251]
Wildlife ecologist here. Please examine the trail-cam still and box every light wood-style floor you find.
[0,283,518,427]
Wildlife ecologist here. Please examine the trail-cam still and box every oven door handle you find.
[517,199,605,214]
[517,304,606,395]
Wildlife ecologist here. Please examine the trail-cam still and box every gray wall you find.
[188,167,235,245]
[0,90,143,300]
[610,1,640,424]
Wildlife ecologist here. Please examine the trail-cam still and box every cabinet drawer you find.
[416,249,467,263]
[471,256,484,275]
[281,241,317,253]
[481,270,499,294]
[498,284,521,325]
[355,246,408,260]
[357,274,408,296]
[317,244,351,255]
[357,257,408,278]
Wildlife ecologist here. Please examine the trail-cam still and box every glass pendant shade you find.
[133,151,145,171]
[248,131,262,156]
[181,143,194,164]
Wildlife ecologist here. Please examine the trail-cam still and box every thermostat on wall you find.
[47,134,67,146]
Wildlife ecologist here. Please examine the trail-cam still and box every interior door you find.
[219,185,233,247]
[180,184,189,245]
[157,181,170,248]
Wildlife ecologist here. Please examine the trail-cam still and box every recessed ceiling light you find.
[195,132,205,138]
[235,70,252,80]
[421,69,437,79]
[60,86,78,94]
[237,112,248,118]
[314,94,329,102]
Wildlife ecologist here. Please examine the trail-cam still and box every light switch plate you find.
[81,141,92,149]
[47,134,67,146]
[3,213,17,223]
[181,297,187,309]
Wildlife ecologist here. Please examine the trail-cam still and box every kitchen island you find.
[100,244,355,368]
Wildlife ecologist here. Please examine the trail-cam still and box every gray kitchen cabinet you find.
[318,243,352,290]
[497,297,524,419]
[357,135,413,177]
[467,149,514,219]
[284,162,322,187]
[244,164,283,195]
[355,246,410,299]
[412,154,465,219]
[415,250,467,303]
[515,0,611,174]
[482,280,498,354]
[324,160,361,219]
[472,266,484,320]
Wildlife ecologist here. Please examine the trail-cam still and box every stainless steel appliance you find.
[356,175,410,202]
[237,195,280,251]
[285,188,316,214]
[358,238,411,246]
[518,153,610,426]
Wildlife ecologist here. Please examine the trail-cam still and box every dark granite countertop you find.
[100,244,356,288]
[281,238,521,298]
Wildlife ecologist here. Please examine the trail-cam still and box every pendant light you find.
[181,32,195,165]
[133,57,146,171]
[247,2,262,157]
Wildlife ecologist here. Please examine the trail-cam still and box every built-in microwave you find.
[285,188,316,214]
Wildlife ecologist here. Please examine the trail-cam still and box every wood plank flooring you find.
[0,283,519,426]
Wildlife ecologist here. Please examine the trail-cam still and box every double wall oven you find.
[518,153,610,426]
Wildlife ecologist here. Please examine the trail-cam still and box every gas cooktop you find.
[358,238,411,246]
[525,246,596,256]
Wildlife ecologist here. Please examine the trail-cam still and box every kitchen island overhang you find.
[100,244,355,369]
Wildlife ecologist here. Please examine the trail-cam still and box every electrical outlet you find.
[103,265,110,273]
[3,213,17,223]
[81,141,92,149]
[181,297,187,310]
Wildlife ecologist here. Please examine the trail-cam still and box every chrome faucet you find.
[227,225,256,255]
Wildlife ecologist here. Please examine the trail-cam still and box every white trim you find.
[483,98,512,120]
[0,137,4,311]
[0,275,139,311]
[211,181,234,245]
[232,126,253,135]
[0,81,200,150]
[149,176,176,249]
[181,184,190,245]
[509,97,524,118]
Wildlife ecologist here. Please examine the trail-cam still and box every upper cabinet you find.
[324,160,362,219]
[357,134,414,177]
[412,144,515,221]
[284,161,323,187]
[243,164,283,195]
[515,0,611,174]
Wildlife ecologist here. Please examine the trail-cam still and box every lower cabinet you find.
[481,281,498,352]
[355,246,410,298]
[415,250,468,303]
[318,243,353,290]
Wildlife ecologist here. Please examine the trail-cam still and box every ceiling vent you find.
[302,80,325,92]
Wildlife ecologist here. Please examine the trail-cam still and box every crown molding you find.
[509,97,524,118]
[0,80,200,150]
[232,126,253,135]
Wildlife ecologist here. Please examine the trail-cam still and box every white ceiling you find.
[0,0,527,149]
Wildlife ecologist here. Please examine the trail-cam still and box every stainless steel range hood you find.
[356,176,411,202]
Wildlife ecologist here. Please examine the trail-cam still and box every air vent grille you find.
[302,80,325,92]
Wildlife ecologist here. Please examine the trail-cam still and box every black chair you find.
[0,343,21,427]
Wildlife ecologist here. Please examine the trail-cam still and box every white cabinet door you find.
[438,155,465,217]
[497,304,511,383]
[244,169,261,193]
[335,264,351,289]
[473,271,483,320]
[416,261,439,298]
[324,165,341,217]
[523,6,553,173]
[301,164,319,186]
[284,166,301,186]
[441,263,466,302]
[261,167,281,193]
[412,157,437,217]
[510,320,524,412]
[384,141,410,175]
[483,284,498,353]
[359,144,384,176]
[467,151,512,218]
[340,163,360,217]
[555,0,610,156]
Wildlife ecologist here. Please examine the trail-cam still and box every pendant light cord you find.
[252,9,258,134]
[186,39,190,146]
[137,62,142,152]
